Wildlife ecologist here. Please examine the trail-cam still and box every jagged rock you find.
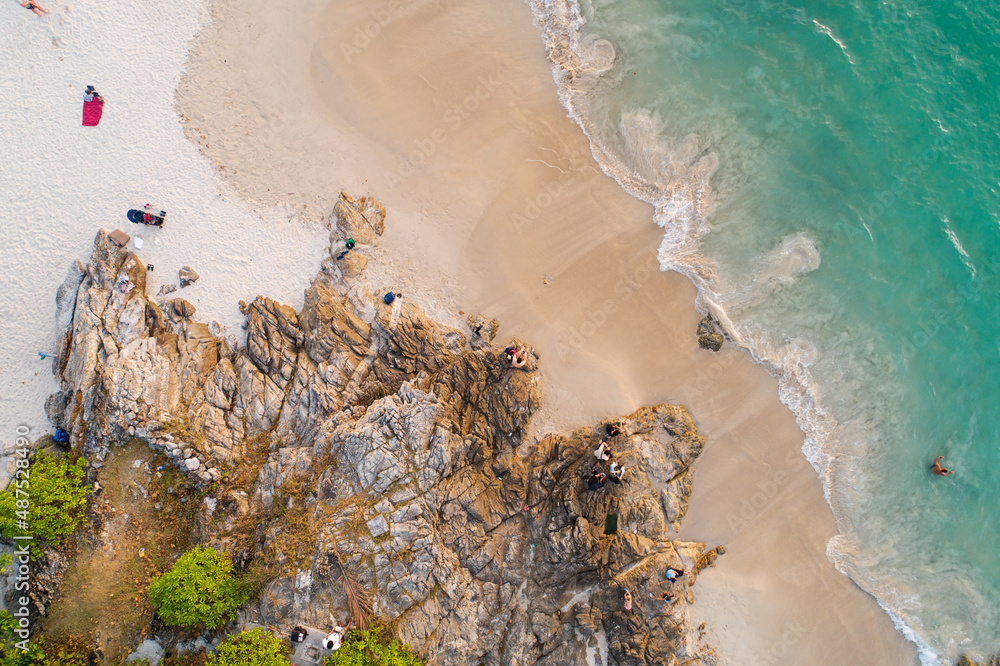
[171,298,197,320]
[336,251,368,278]
[179,266,200,288]
[697,316,724,352]
[331,191,385,246]
[47,197,718,666]
[467,314,498,350]
[366,515,390,538]
[958,657,1000,666]
[157,284,178,296]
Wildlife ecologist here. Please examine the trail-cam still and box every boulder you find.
[126,639,164,665]
[335,250,368,278]
[467,314,499,350]
[179,266,200,288]
[171,298,197,320]
[697,316,724,352]
[331,192,385,245]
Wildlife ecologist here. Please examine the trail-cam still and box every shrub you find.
[0,452,89,556]
[148,546,248,630]
[207,628,288,666]
[325,628,425,666]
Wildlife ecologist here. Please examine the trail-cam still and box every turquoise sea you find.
[538,0,1000,662]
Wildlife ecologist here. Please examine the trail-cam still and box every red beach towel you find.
[82,98,104,127]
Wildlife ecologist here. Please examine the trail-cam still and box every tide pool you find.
[548,0,1000,661]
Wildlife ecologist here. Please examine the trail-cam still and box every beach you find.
[175,0,918,662]
[1,0,921,662]
[0,0,329,457]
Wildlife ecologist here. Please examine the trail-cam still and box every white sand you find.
[0,1,329,448]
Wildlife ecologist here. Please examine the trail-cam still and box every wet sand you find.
[176,0,918,662]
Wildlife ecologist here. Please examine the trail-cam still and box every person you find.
[505,346,527,368]
[290,626,308,642]
[83,87,105,127]
[931,456,954,477]
[594,440,613,461]
[658,566,685,584]
[609,461,625,484]
[19,0,48,15]
[651,590,677,604]
[323,619,352,650]
[587,469,607,491]
[605,422,622,438]
[623,588,633,611]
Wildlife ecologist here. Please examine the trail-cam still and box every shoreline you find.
[522,2,950,663]
[173,0,918,663]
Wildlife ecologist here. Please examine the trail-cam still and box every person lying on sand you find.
[20,0,48,15]
[931,456,954,477]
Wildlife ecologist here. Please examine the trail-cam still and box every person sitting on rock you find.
[605,422,622,438]
[609,461,625,484]
[651,590,678,604]
[505,346,528,368]
[658,566,686,584]
[623,588,633,611]
[595,440,613,461]
[290,626,308,643]
[323,619,352,650]
[587,469,607,491]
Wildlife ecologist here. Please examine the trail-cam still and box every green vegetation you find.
[324,628,425,666]
[0,614,87,666]
[148,546,248,630]
[0,452,89,557]
[207,628,288,666]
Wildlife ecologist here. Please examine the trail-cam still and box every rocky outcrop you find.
[249,399,713,665]
[697,316,724,352]
[48,196,718,665]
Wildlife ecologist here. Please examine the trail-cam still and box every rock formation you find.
[178,266,200,288]
[46,193,719,664]
[696,316,724,352]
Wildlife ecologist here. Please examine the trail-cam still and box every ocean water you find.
[532,0,1000,662]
